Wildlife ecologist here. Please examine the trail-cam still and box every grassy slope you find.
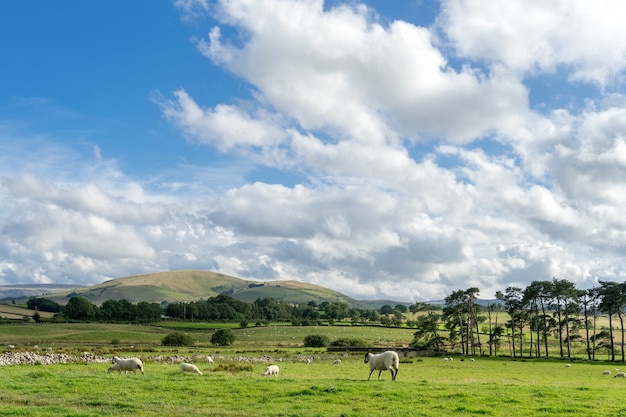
[35,270,364,307]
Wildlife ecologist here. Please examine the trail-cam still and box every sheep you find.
[305,358,312,365]
[615,372,626,378]
[565,363,571,368]
[332,359,342,365]
[470,358,475,362]
[364,351,399,381]
[263,364,279,377]
[108,357,144,375]
[602,370,611,376]
[206,355,214,364]
[180,363,202,375]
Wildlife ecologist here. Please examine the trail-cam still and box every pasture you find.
[2,322,626,416]
[1,355,626,416]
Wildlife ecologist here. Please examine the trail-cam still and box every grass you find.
[1,356,626,416]
[2,322,626,416]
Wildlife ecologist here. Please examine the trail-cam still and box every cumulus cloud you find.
[4,0,626,302]
[439,0,626,85]
[197,0,528,143]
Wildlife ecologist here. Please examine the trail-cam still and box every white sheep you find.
[263,364,279,377]
[180,363,202,375]
[305,358,312,365]
[332,359,342,365]
[615,372,626,378]
[108,357,144,375]
[206,355,214,364]
[565,363,571,368]
[602,370,611,376]
[364,351,399,381]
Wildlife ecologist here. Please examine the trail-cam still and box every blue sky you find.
[2,0,626,302]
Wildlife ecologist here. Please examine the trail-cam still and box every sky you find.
[2,0,626,302]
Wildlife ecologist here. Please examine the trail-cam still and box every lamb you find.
[364,351,399,381]
[614,372,626,378]
[332,359,342,365]
[263,364,279,377]
[602,370,611,376]
[180,363,202,375]
[108,357,144,375]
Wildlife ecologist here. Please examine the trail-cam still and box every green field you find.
[1,322,626,416]
[1,355,626,416]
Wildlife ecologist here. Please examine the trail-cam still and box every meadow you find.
[2,322,626,416]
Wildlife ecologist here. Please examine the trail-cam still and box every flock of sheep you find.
[5,347,625,381]
[103,350,402,381]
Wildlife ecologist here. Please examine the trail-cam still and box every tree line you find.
[411,278,626,362]
[26,277,626,361]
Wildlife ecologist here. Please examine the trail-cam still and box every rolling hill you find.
[12,270,372,308]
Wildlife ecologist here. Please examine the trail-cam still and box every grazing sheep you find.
[615,372,626,378]
[305,358,312,365]
[332,359,342,365]
[364,351,399,381]
[602,370,611,376]
[206,355,214,364]
[565,363,572,368]
[443,358,449,362]
[263,364,279,377]
[108,357,144,375]
[470,358,475,362]
[180,363,202,375]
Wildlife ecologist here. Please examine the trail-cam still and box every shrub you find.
[303,334,329,347]
[162,332,194,346]
[211,329,236,346]
[329,337,369,347]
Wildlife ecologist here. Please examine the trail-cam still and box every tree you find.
[379,305,394,315]
[27,297,61,313]
[394,304,408,313]
[579,287,600,360]
[411,312,445,351]
[211,329,236,346]
[550,278,579,360]
[598,281,620,361]
[523,281,552,358]
[496,287,523,358]
[443,290,468,355]
[63,296,96,320]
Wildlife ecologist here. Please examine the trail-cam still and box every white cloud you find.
[439,0,626,85]
[196,0,529,143]
[156,89,287,152]
[5,0,626,303]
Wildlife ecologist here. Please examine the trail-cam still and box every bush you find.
[329,337,369,347]
[211,329,236,346]
[162,332,194,346]
[303,334,329,347]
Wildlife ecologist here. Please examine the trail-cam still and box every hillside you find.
[19,270,370,308]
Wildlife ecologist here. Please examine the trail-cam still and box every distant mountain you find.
[7,270,371,308]
[0,284,76,301]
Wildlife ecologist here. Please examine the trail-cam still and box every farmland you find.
[1,322,626,416]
